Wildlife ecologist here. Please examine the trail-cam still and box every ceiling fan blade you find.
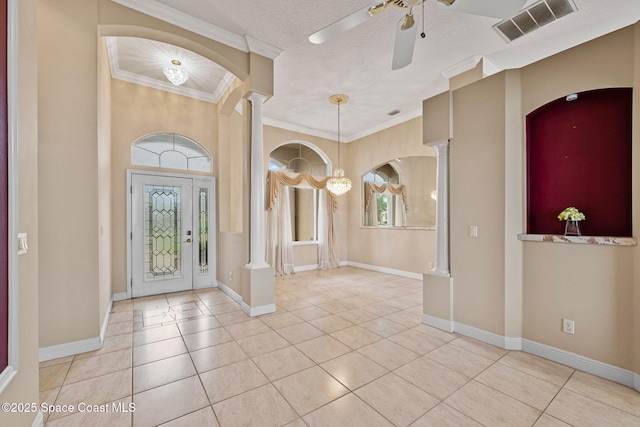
[436,0,527,19]
[391,13,418,70]
[309,1,386,44]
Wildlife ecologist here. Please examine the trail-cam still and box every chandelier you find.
[163,59,189,86]
[327,94,352,196]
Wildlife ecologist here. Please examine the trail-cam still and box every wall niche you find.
[526,88,632,237]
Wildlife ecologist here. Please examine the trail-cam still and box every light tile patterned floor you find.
[39,267,640,426]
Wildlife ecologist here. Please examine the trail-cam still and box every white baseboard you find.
[294,264,318,272]
[522,339,637,390]
[421,313,639,391]
[217,281,242,303]
[39,298,113,362]
[241,302,276,317]
[31,411,44,427]
[346,261,423,280]
[112,291,129,302]
[218,281,276,317]
[421,313,454,333]
[454,321,522,351]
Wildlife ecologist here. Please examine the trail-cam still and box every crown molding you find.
[441,55,483,79]
[246,35,283,60]
[347,108,422,142]
[110,0,249,52]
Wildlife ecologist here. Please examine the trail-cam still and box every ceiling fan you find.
[308,0,528,70]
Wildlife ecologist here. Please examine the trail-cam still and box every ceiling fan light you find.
[401,12,415,30]
[163,59,189,86]
[368,1,387,16]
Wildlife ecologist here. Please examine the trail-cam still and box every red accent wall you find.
[527,88,632,237]
[0,0,8,372]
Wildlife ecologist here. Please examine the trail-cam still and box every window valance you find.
[363,181,409,213]
[268,171,337,212]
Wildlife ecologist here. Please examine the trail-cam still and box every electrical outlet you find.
[228,271,233,281]
[428,261,434,269]
[562,319,575,334]
[469,225,478,238]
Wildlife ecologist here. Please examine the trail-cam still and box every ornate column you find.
[246,92,269,269]
[429,140,450,276]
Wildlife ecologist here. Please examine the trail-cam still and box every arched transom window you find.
[131,133,211,172]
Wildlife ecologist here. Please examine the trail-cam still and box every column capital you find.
[428,139,450,153]
[247,92,268,104]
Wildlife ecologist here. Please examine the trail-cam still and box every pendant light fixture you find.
[327,94,352,196]
[163,59,189,86]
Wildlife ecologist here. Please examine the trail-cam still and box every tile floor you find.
[39,267,640,426]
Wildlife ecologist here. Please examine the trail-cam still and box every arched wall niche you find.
[526,87,632,236]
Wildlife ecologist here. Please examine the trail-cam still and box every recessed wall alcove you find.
[526,88,632,237]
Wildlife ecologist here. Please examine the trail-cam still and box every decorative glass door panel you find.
[132,174,193,297]
[145,185,182,280]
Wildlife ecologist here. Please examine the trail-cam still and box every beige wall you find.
[347,117,436,275]
[450,73,507,335]
[0,0,41,425]
[424,23,640,373]
[110,80,219,294]
[520,25,639,370]
[263,125,349,266]
[38,0,101,347]
[37,0,262,349]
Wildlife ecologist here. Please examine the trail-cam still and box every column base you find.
[241,265,275,317]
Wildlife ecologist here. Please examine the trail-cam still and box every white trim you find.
[454,321,522,350]
[0,0,20,395]
[441,55,482,79]
[112,291,129,302]
[420,314,639,390]
[294,264,319,272]
[245,35,283,60]
[522,339,637,389]
[39,298,113,362]
[110,0,249,53]
[31,411,44,427]
[241,302,276,317]
[39,337,103,363]
[345,260,423,280]
[421,314,454,333]
[263,108,422,144]
[216,281,242,304]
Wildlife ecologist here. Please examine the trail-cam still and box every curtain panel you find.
[266,171,339,275]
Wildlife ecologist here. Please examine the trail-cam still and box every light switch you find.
[18,232,28,255]
[469,225,478,238]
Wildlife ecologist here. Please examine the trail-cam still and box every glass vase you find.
[564,220,581,236]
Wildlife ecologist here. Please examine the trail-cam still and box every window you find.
[131,133,211,172]
[363,163,400,227]
[269,142,329,242]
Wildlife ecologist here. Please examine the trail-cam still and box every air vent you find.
[494,0,577,42]
[387,109,401,116]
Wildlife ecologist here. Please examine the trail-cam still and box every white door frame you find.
[126,169,216,299]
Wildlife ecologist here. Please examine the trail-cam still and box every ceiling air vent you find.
[494,0,577,42]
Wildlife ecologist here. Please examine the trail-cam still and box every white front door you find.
[131,174,194,297]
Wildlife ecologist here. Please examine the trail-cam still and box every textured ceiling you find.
[110,0,640,141]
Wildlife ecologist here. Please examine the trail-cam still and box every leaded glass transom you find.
[132,133,211,172]
[145,184,182,280]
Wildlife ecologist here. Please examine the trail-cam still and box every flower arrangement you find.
[558,207,585,222]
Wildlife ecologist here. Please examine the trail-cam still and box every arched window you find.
[363,162,400,226]
[269,142,329,242]
[131,133,211,172]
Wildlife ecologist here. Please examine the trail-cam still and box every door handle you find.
[184,238,192,243]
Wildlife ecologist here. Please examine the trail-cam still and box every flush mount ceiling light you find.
[327,94,352,197]
[163,59,189,86]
